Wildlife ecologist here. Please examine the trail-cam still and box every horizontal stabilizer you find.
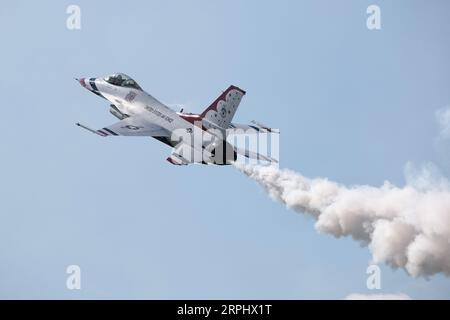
[250,120,280,133]
[234,147,278,163]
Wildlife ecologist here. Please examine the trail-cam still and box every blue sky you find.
[0,0,449,299]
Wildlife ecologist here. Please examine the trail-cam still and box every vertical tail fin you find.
[200,85,246,129]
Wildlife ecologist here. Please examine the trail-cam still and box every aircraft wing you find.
[76,117,169,137]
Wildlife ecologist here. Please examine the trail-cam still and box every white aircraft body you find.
[76,73,277,165]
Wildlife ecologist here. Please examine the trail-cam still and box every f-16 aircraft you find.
[76,73,278,165]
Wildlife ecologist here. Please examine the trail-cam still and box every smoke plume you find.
[234,162,450,278]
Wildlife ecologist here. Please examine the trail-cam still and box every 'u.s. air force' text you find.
[144,105,173,123]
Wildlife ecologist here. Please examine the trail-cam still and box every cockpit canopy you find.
[104,73,142,90]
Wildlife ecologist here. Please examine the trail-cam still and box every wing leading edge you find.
[76,116,169,137]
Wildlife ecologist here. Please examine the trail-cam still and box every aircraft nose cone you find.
[78,78,87,88]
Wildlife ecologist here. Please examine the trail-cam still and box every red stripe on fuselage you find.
[178,113,208,131]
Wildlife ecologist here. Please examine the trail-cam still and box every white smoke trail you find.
[234,162,450,278]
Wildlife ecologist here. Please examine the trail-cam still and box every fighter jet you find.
[76,73,278,165]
